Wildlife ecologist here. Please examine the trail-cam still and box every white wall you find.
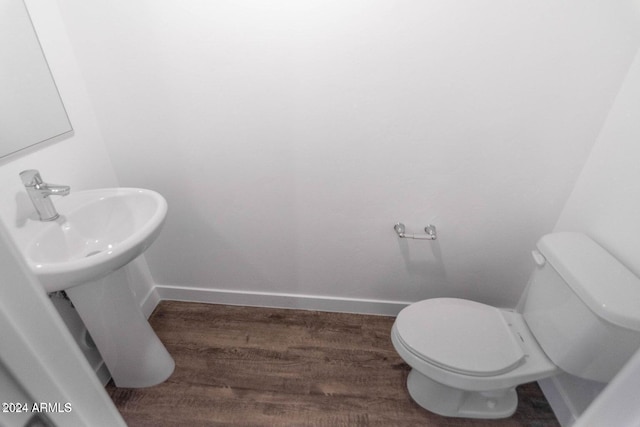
[556,51,640,276]
[574,348,640,427]
[53,0,640,310]
[548,47,640,425]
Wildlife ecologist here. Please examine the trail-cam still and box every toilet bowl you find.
[391,298,559,418]
[391,233,640,419]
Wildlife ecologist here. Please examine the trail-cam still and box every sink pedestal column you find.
[66,268,174,388]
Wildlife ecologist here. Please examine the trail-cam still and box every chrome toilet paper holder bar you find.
[394,223,437,240]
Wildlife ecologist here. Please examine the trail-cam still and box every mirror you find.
[0,0,72,159]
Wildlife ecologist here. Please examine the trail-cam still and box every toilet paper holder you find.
[394,223,437,240]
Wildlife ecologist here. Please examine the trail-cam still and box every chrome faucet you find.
[20,169,70,221]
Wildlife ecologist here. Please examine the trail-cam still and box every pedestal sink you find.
[24,188,174,388]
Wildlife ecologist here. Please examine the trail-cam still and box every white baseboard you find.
[538,377,578,426]
[538,373,608,427]
[140,285,162,318]
[141,284,411,317]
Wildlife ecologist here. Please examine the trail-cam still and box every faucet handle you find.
[20,169,43,187]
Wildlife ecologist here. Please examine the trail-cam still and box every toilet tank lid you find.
[537,232,640,331]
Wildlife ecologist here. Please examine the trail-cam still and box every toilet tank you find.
[523,232,640,383]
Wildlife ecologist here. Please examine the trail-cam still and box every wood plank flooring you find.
[106,301,560,426]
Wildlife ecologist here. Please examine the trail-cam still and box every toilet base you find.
[406,369,518,419]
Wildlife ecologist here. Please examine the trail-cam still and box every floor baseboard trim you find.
[145,285,411,317]
[140,286,161,319]
[538,377,578,426]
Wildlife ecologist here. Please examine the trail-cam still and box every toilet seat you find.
[395,298,525,377]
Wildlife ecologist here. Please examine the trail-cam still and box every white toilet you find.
[391,232,640,419]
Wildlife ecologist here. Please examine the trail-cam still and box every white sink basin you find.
[21,186,174,388]
[26,188,167,292]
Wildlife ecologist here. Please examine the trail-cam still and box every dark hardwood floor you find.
[106,301,560,426]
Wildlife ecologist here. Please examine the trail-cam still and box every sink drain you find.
[85,250,102,257]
